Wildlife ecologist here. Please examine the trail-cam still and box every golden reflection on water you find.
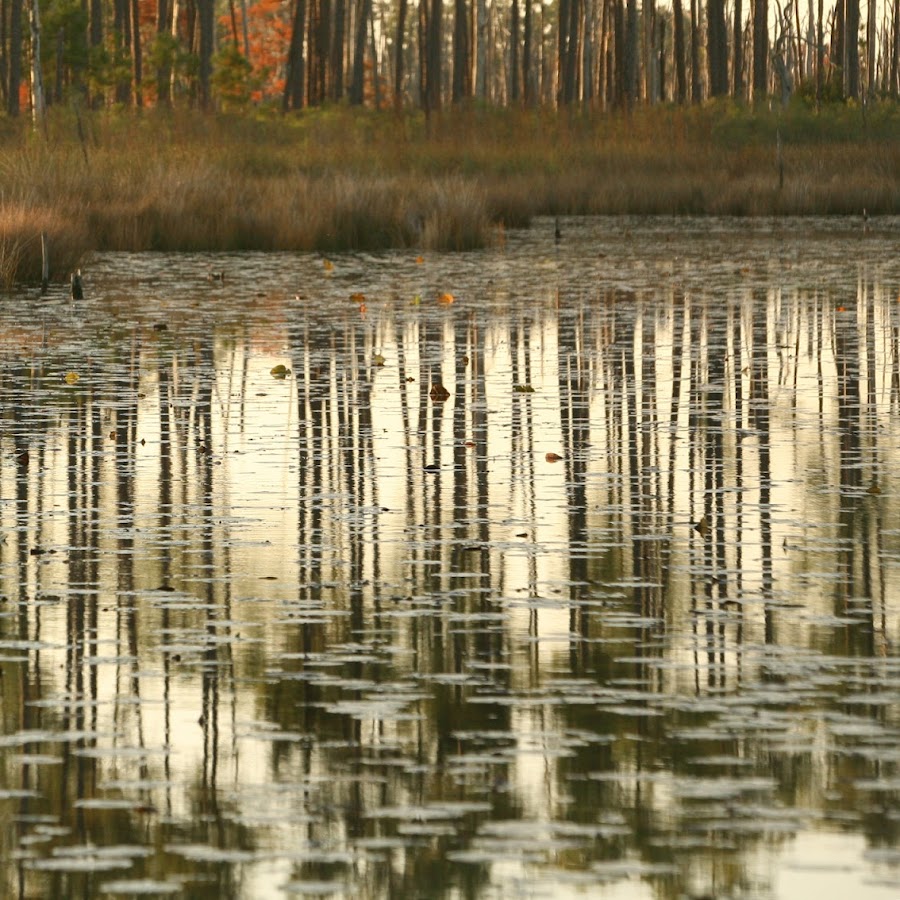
[1,219,899,899]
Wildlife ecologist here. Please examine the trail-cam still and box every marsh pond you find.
[1,217,900,899]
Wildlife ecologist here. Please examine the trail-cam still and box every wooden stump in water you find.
[70,269,84,300]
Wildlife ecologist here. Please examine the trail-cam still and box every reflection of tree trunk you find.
[834,302,862,609]
[750,294,774,644]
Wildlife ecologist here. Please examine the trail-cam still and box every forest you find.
[3,0,899,116]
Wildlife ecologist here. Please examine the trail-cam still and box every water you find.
[1,216,899,899]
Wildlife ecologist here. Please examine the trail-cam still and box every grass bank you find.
[1,101,897,284]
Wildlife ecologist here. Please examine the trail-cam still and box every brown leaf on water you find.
[868,481,881,495]
[694,515,709,538]
[545,452,563,462]
[513,384,534,393]
[438,292,454,304]
[270,364,290,379]
[430,383,450,402]
[350,292,365,302]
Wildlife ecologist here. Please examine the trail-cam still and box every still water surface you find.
[1,217,899,898]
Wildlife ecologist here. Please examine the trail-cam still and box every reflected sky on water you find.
[1,217,899,899]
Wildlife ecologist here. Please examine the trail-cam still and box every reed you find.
[0,102,895,283]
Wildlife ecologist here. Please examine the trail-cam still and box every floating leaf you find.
[868,482,881,495]
[545,452,563,462]
[350,292,365,302]
[412,295,422,305]
[464,441,476,448]
[415,256,425,264]
[270,364,290,379]
[513,384,535,393]
[694,515,709,538]
[64,372,80,385]
[323,259,334,272]
[373,354,386,367]
[430,383,450,402]
[438,293,455,304]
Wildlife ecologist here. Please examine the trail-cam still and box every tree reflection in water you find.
[0,221,899,899]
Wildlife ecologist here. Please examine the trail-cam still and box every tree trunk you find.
[283,0,307,109]
[29,0,45,128]
[8,0,22,115]
[350,0,371,103]
[673,0,687,101]
[197,0,215,110]
[157,0,172,105]
[475,0,487,98]
[453,0,471,102]
[816,0,823,102]
[114,0,131,105]
[523,0,534,104]
[866,0,876,95]
[690,0,701,100]
[733,0,743,97]
[509,0,520,101]
[394,0,408,108]
[424,0,442,113]
[132,0,143,106]
[331,0,345,100]
[624,0,638,104]
[753,0,768,101]
[707,0,728,95]
[845,0,860,98]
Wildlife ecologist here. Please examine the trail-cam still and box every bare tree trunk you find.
[845,0,860,97]
[624,0,638,104]
[892,0,900,95]
[283,0,307,109]
[673,0,687,101]
[29,0,45,128]
[690,0,702,101]
[816,0,824,102]
[394,0,408,108]
[132,0,143,106]
[866,0,876,95]
[453,0,471,102]
[753,0,768,101]
[524,0,535,103]
[8,0,22,114]
[509,0,520,101]
[733,0,744,96]
[350,0,371,103]
[707,0,728,95]
[331,0,345,100]
[197,0,215,110]
[424,0,442,113]
[475,0,487,98]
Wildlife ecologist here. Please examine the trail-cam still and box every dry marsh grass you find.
[0,103,896,283]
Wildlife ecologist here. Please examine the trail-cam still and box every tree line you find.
[5,0,900,120]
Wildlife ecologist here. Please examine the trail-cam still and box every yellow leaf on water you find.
[373,354,386,366]
[270,364,290,379]
[438,292,455,304]
[323,259,334,272]
[350,292,365,302]
[64,372,80,385]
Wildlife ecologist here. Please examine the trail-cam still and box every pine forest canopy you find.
[4,0,899,117]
